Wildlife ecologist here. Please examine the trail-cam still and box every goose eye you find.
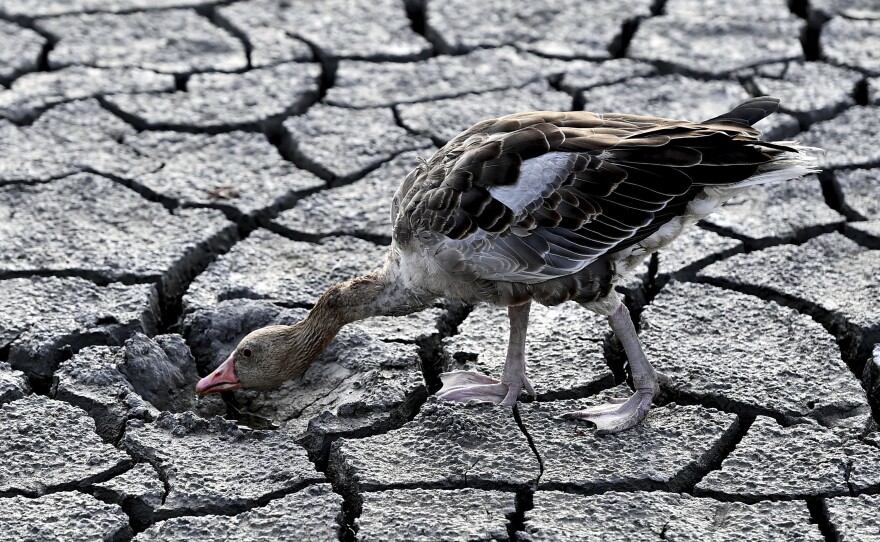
[241,348,253,358]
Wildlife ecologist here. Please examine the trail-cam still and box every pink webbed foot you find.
[435,370,536,407]
[559,392,653,434]
[559,373,671,434]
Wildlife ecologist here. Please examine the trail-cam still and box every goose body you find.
[391,99,814,308]
[197,97,818,433]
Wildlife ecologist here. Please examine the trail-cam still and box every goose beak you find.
[196,354,241,394]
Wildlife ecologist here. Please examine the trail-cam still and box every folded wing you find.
[396,101,789,283]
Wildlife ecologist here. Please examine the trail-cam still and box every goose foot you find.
[436,370,535,407]
[558,391,654,434]
[561,299,671,434]
[558,372,669,434]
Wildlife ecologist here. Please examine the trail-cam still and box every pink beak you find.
[195,354,241,394]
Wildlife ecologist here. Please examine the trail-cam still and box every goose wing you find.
[394,100,787,283]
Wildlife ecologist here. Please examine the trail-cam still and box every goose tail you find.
[737,143,823,188]
[703,96,824,187]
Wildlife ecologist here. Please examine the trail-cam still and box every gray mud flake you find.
[747,61,862,126]
[357,488,515,542]
[273,150,428,240]
[809,0,880,24]
[703,177,844,247]
[119,333,225,419]
[229,28,313,68]
[523,491,680,541]
[183,230,386,312]
[326,47,562,108]
[0,0,214,18]
[664,0,794,20]
[352,307,446,344]
[0,99,160,184]
[425,0,652,58]
[0,492,132,542]
[641,281,869,422]
[0,121,74,182]
[870,76,880,105]
[798,106,880,169]
[0,173,237,287]
[123,412,323,518]
[92,463,165,531]
[520,392,739,492]
[329,399,538,502]
[36,9,247,74]
[849,440,880,493]
[213,5,313,67]
[698,233,880,362]
[558,58,657,94]
[0,20,46,84]
[137,484,341,542]
[517,491,680,542]
[217,0,430,61]
[281,106,432,183]
[846,219,880,248]
[0,362,29,405]
[833,168,880,220]
[521,491,821,541]
[444,303,613,401]
[0,276,157,379]
[825,494,880,542]
[0,396,130,496]
[580,74,749,121]
[696,416,851,499]
[0,66,174,123]
[396,81,572,145]
[52,345,158,442]
[53,334,225,442]
[822,17,880,76]
[124,130,324,218]
[31,98,161,173]
[655,227,743,286]
[629,17,803,76]
[106,62,321,131]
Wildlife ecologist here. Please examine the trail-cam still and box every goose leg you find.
[437,302,535,407]
[561,300,669,434]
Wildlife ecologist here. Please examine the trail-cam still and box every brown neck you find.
[288,262,433,376]
[308,270,391,327]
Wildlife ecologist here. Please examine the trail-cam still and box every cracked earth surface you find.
[0,0,878,540]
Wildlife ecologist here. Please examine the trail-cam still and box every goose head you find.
[194,265,431,395]
[195,323,324,393]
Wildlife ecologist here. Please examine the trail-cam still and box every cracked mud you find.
[0,0,878,540]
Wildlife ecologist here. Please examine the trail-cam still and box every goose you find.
[196,97,818,433]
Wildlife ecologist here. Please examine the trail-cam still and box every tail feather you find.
[736,143,822,187]
[687,143,821,219]
[704,96,781,126]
